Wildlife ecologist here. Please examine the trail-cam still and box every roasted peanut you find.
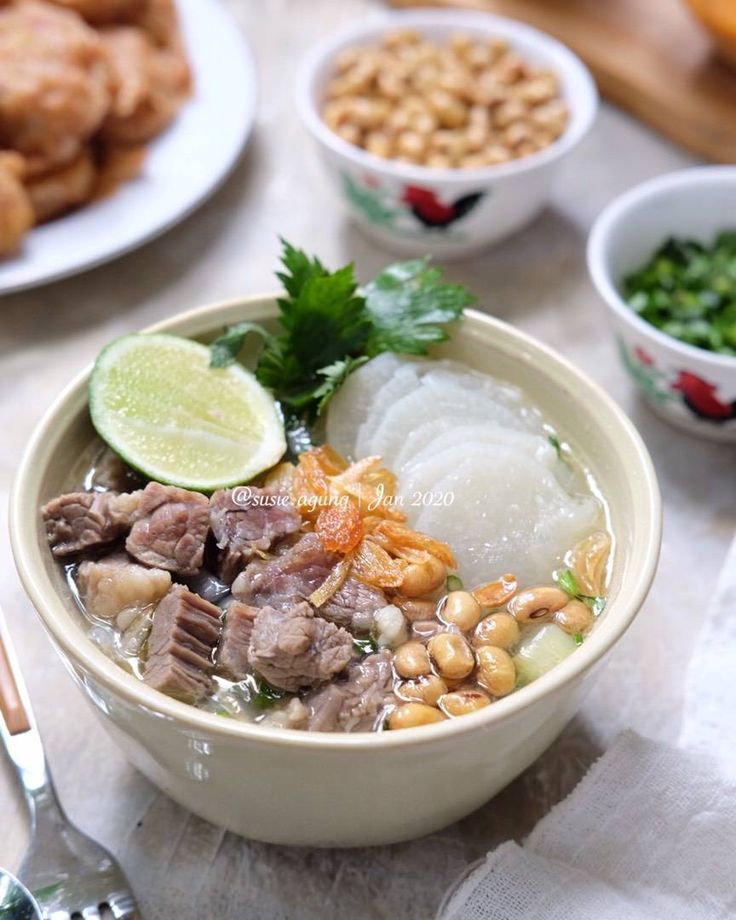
[427,89,467,128]
[383,28,421,48]
[365,131,393,158]
[394,640,432,679]
[516,73,558,105]
[507,586,568,623]
[439,689,491,717]
[504,121,533,148]
[494,52,528,84]
[531,100,569,136]
[428,632,475,680]
[474,612,520,650]
[349,98,390,129]
[397,130,426,159]
[493,99,528,128]
[554,599,594,635]
[411,619,444,641]
[449,31,473,57]
[321,33,568,168]
[322,98,350,130]
[398,555,447,597]
[397,674,448,706]
[485,144,512,164]
[476,645,516,697]
[335,123,362,146]
[389,702,446,730]
[425,153,453,169]
[394,597,438,622]
[441,591,482,632]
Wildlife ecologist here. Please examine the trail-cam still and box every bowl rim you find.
[587,165,736,370]
[10,295,661,751]
[295,8,598,186]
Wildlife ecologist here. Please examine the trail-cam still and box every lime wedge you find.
[89,333,286,491]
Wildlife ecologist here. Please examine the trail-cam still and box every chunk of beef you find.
[216,601,259,682]
[209,487,301,583]
[232,533,387,633]
[77,552,171,620]
[126,482,209,576]
[232,532,333,606]
[304,651,395,732]
[143,585,222,704]
[248,602,354,692]
[42,490,141,557]
[322,577,387,634]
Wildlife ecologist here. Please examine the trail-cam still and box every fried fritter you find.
[129,0,178,48]
[95,142,146,198]
[100,24,191,145]
[0,151,33,256]
[0,0,110,177]
[44,0,145,25]
[26,146,96,223]
[0,0,191,256]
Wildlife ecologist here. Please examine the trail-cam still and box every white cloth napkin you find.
[439,533,736,920]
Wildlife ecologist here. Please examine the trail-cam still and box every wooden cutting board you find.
[389,0,736,162]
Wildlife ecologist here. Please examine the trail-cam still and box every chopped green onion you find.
[555,568,581,597]
[548,433,562,457]
[623,231,736,356]
[446,573,464,592]
[557,568,606,616]
[354,636,379,655]
[252,679,286,709]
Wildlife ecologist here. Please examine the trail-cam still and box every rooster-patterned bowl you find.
[296,10,597,260]
[588,167,736,443]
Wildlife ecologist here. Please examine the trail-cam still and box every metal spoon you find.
[0,868,41,919]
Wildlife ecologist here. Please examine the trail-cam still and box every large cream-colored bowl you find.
[9,298,661,847]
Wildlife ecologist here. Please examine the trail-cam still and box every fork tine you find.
[106,892,138,919]
[81,908,102,920]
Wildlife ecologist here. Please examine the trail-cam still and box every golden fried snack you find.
[26,147,96,223]
[0,151,34,256]
[44,0,145,25]
[0,0,110,178]
[129,0,178,48]
[100,24,191,145]
[95,142,146,198]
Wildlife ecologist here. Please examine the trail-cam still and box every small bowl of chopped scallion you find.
[587,166,736,442]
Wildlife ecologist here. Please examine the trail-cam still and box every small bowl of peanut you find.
[296,10,597,258]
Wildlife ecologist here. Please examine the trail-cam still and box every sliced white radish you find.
[354,363,424,460]
[368,381,530,463]
[325,353,406,459]
[413,450,599,587]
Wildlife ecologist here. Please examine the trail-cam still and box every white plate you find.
[0,0,257,295]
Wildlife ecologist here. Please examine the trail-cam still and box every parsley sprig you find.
[210,240,475,424]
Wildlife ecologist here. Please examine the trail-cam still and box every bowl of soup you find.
[9,296,660,846]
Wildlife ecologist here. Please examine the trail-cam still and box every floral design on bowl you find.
[341,172,484,238]
[619,338,736,425]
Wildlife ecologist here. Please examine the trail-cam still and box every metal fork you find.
[0,607,139,919]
